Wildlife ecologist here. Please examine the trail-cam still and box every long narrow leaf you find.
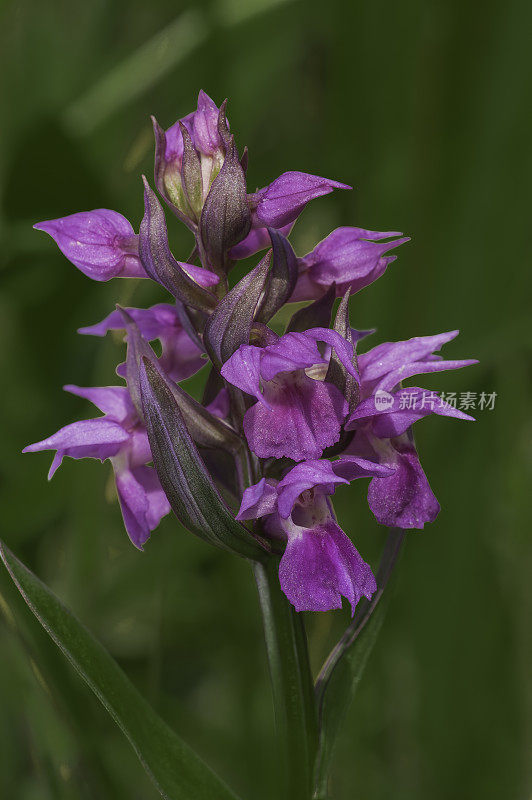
[0,541,240,800]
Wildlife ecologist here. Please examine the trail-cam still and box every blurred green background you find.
[1,0,530,798]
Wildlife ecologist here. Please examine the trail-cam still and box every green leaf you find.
[313,530,405,799]
[0,540,240,800]
[140,357,264,559]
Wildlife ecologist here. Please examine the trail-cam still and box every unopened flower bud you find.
[153,91,227,226]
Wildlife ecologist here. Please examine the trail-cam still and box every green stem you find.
[253,558,318,800]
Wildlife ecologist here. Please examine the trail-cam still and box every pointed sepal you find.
[204,251,271,367]
[199,137,251,272]
[256,228,298,323]
[325,289,360,409]
[139,178,217,311]
[151,115,196,230]
[179,122,203,220]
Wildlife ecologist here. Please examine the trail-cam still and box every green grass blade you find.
[0,540,240,800]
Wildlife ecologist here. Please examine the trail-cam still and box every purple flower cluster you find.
[27,91,476,614]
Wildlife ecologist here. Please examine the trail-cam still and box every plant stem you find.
[253,558,318,800]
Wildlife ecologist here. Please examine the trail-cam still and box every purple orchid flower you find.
[34,210,143,281]
[79,304,206,384]
[249,171,351,229]
[237,456,393,613]
[291,227,410,301]
[221,328,359,461]
[344,331,477,528]
[23,386,170,548]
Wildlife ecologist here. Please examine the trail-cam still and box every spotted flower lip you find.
[78,304,205,384]
[291,227,410,301]
[34,210,144,281]
[221,328,359,461]
[250,171,351,228]
[23,385,169,548]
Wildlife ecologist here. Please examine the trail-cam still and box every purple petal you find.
[229,222,293,260]
[276,460,349,518]
[275,456,395,519]
[220,345,266,405]
[259,332,326,381]
[78,304,179,340]
[305,328,359,381]
[253,172,351,228]
[332,455,397,480]
[192,90,222,155]
[64,385,137,425]
[158,330,205,383]
[34,210,144,281]
[359,331,460,384]
[367,440,440,529]
[177,262,220,288]
[236,478,279,520]
[23,419,129,478]
[164,111,195,163]
[376,358,478,393]
[300,227,409,288]
[115,465,170,549]
[79,304,204,383]
[279,519,376,614]
[126,427,154,470]
[243,375,348,461]
[288,271,323,302]
[83,304,180,339]
[347,387,475,437]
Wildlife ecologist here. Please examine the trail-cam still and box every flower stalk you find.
[253,558,318,800]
